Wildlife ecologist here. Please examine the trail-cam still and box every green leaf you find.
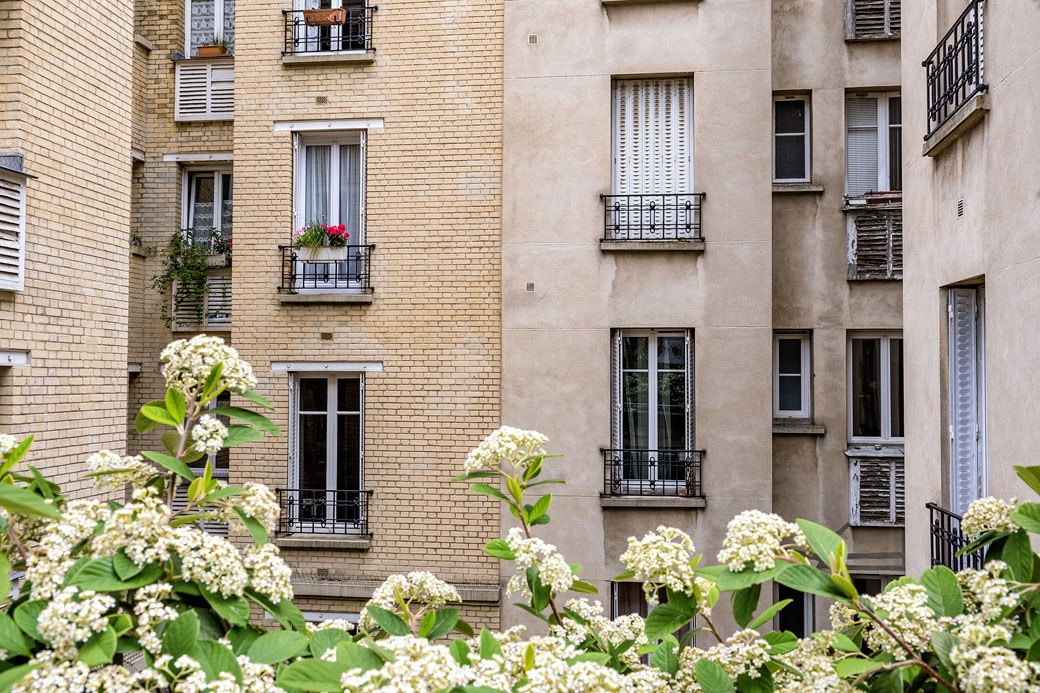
[529,494,551,523]
[78,627,117,667]
[645,604,694,641]
[870,668,903,693]
[69,558,163,592]
[0,485,59,519]
[483,538,516,560]
[259,592,306,632]
[200,486,245,503]
[277,659,345,692]
[613,570,636,582]
[417,610,436,638]
[716,563,788,592]
[694,659,735,693]
[246,631,309,665]
[513,602,548,621]
[763,630,799,655]
[141,404,179,427]
[226,626,262,656]
[524,642,535,670]
[650,635,679,676]
[208,406,281,435]
[135,407,162,435]
[425,608,459,641]
[224,425,264,447]
[0,554,9,609]
[454,617,475,638]
[1016,466,1040,496]
[335,641,386,672]
[166,388,187,424]
[365,605,410,636]
[1012,503,1040,533]
[1004,529,1035,582]
[109,613,133,637]
[732,584,761,628]
[202,363,224,401]
[309,628,353,658]
[570,580,599,595]
[920,565,964,617]
[201,587,251,626]
[142,450,196,481]
[113,551,145,581]
[775,564,848,600]
[797,518,845,566]
[835,658,878,677]
[0,435,33,475]
[162,611,199,659]
[479,628,502,659]
[737,670,774,693]
[505,476,523,504]
[233,507,269,544]
[449,639,471,665]
[194,639,242,684]
[470,483,509,502]
[0,664,40,693]
[749,598,793,630]
[0,613,29,657]
[13,600,45,641]
[832,632,861,653]
[932,632,959,674]
[240,388,274,411]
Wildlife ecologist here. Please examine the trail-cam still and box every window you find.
[291,0,369,53]
[948,286,986,516]
[848,333,904,442]
[288,374,365,531]
[172,272,231,331]
[612,582,694,646]
[187,0,235,56]
[612,78,693,195]
[846,93,902,197]
[170,392,231,534]
[776,585,813,638]
[774,332,811,419]
[295,133,365,239]
[0,167,27,292]
[183,170,233,250]
[773,96,811,183]
[847,208,902,280]
[846,0,900,40]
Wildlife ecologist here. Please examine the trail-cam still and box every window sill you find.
[600,240,704,252]
[773,422,826,436]
[171,54,234,63]
[282,51,375,66]
[844,34,900,42]
[843,201,901,212]
[279,292,374,305]
[600,496,706,509]
[923,92,989,158]
[275,535,371,551]
[172,325,231,333]
[845,444,904,458]
[773,183,824,194]
[602,0,700,4]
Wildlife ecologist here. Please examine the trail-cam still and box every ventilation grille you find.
[849,0,900,39]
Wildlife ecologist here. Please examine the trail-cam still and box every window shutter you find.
[0,171,26,291]
[848,0,898,39]
[847,209,901,280]
[846,97,879,196]
[288,375,299,487]
[850,456,905,526]
[172,274,232,330]
[613,78,693,195]
[949,288,982,516]
[610,330,622,449]
[176,62,234,122]
[170,480,228,536]
[685,329,694,448]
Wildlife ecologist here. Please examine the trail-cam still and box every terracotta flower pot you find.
[296,246,348,263]
[196,44,229,57]
[302,8,347,26]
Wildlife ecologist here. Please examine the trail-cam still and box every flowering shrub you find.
[4,339,1040,692]
[292,217,349,249]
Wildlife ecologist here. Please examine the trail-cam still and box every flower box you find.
[302,8,347,26]
[196,44,229,57]
[296,246,347,263]
[205,253,230,268]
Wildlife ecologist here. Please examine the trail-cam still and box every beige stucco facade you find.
[902,0,1040,575]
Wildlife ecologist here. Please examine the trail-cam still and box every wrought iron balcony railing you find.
[601,449,704,498]
[283,5,377,55]
[276,488,372,536]
[278,244,374,294]
[923,0,986,140]
[600,193,705,242]
[928,502,984,571]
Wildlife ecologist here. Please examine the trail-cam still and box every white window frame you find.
[845,92,901,196]
[617,329,692,454]
[773,332,812,420]
[181,168,233,236]
[0,168,27,292]
[185,0,231,56]
[772,95,811,183]
[293,132,366,240]
[847,332,904,444]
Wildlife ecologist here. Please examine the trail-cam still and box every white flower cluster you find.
[307,618,358,635]
[677,629,772,687]
[504,527,574,598]
[86,451,158,490]
[172,525,249,597]
[92,487,173,566]
[0,432,18,456]
[465,426,548,474]
[133,582,178,655]
[26,500,111,599]
[551,599,648,667]
[962,497,1020,539]
[242,544,293,604]
[774,632,854,693]
[951,645,1040,692]
[865,583,937,657]
[227,483,280,535]
[191,415,228,456]
[959,561,1020,621]
[359,571,461,630]
[717,510,808,572]
[566,661,672,693]
[161,335,256,396]
[37,586,116,656]
[619,526,698,607]
[340,636,465,693]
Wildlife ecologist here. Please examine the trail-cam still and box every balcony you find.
[599,193,705,251]
[276,488,372,537]
[928,502,985,571]
[278,244,374,303]
[282,6,377,65]
[601,449,705,506]
[923,0,987,153]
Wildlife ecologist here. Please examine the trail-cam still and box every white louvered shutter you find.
[846,97,879,196]
[949,288,983,516]
[205,274,232,328]
[850,457,905,526]
[287,375,299,488]
[612,78,693,195]
[610,331,623,449]
[848,0,899,39]
[172,280,202,329]
[176,61,234,122]
[170,480,229,536]
[685,330,694,448]
[0,172,26,291]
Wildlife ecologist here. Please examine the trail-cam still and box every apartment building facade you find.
[0,0,134,493]
[502,0,904,635]
[129,0,504,627]
[903,0,1040,575]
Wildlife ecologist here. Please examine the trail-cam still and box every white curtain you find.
[339,144,361,240]
[190,174,215,246]
[304,146,331,224]
[222,0,235,53]
[190,0,216,56]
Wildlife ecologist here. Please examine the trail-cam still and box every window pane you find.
[337,414,361,491]
[775,100,805,134]
[189,0,216,56]
[337,377,361,412]
[615,582,646,618]
[220,174,233,235]
[657,336,685,370]
[778,585,810,638]
[888,97,902,190]
[847,97,879,196]
[775,135,806,180]
[190,174,215,230]
[339,144,361,237]
[778,339,802,375]
[851,338,882,438]
[622,372,649,451]
[657,371,686,450]
[300,378,328,412]
[890,338,904,438]
[304,145,331,223]
[778,375,802,412]
[623,336,648,370]
[300,415,327,489]
[222,0,235,53]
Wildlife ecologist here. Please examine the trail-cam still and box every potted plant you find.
[302,7,347,26]
[150,231,210,328]
[196,35,229,57]
[292,217,350,262]
[206,229,233,268]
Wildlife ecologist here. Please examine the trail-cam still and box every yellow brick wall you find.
[0,0,134,495]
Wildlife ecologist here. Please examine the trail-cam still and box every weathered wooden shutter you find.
[287,374,299,488]
[847,209,902,280]
[850,456,905,526]
[847,0,899,39]
[949,288,984,516]
[176,61,234,122]
[0,171,26,291]
[685,329,694,448]
[170,480,229,535]
[610,330,623,449]
[612,78,693,195]
[846,96,879,196]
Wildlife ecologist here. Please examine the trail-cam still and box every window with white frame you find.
[288,374,364,529]
[773,95,811,183]
[0,167,27,292]
[291,0,369,52]
[183,170,232,250]
[187,0,235,56]
[611,582,693,644]
[612,78,693,195]
[776,584,813,638]
[295,132,365,240]
[774,332,811,420]
[846,93,902,197]
[848,333,904,442]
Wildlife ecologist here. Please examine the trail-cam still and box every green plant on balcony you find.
[150,230,210,328]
